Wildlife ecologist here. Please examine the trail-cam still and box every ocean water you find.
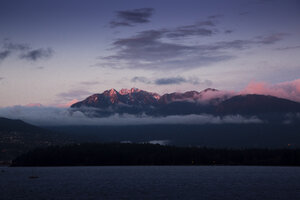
[1,166,300,200]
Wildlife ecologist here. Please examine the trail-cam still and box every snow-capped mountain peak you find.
[119,88,141,95]
[109,88,117,95]
[70,87,300,118]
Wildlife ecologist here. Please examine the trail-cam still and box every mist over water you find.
[0,106,262,126]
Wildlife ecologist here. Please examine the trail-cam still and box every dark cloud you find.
[164,20,216,38]
[131,76,211,86]
[110,21,133,27]
[20,48,53,61]
[212,34,286,49]
[58,89,91,100]
[155,77,212,86]
[0,77,4,81]
[196,20,216,26]
[106,21,221,62]
[36,66,44,70]
[3,41,30,51]
[107,30,197,63]
[80,81,100,86]
[102,17,286,70]
[0,39,54,62]
[155,77,187,85]
[208,14,224,19]
[224,30,233,34]
[102,27,232,69]
[256,33,287,44]
[166,25,214,38]
[110,8,154,28]
[102,19,234,69]
[117,8,154,23]
[0,50,11,61]
[239,12,250,16]
[164,20,216,39]
[214,39,252,50]
[276,45,300,51]
[131,76,151,84]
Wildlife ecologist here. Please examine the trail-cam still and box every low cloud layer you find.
[110,8,154,28]
[57,89,92,101]
[0,106,262,126]
[241,79,300,102]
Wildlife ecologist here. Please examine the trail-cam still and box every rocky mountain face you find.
[73,88,159,108]
[70,88,300,118]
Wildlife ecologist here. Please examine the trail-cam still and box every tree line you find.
[11,143,300,166]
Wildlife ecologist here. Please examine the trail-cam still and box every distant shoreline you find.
[0,161,11,166]
[8,165,300,168]
[11,143,300,167]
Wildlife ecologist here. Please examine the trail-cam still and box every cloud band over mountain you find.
[241,79,300,102]
[0,106,262,126]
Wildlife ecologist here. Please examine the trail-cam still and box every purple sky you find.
[0,0,299,107]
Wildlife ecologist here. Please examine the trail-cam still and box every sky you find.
[0,0,299,107]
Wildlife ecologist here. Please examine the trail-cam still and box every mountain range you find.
[2,86,300,162]
[71,88,300,119]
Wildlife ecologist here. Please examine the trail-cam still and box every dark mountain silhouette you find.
[0,117,44,132]
[216,94,300,114]
[0,117,68,162]
[70,88,300,117]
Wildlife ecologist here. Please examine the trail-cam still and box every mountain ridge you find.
[0,117,70,162]
[71,87,224,107]
[70,88,300,118]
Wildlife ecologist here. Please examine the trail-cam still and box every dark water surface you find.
[1,166,300,200]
